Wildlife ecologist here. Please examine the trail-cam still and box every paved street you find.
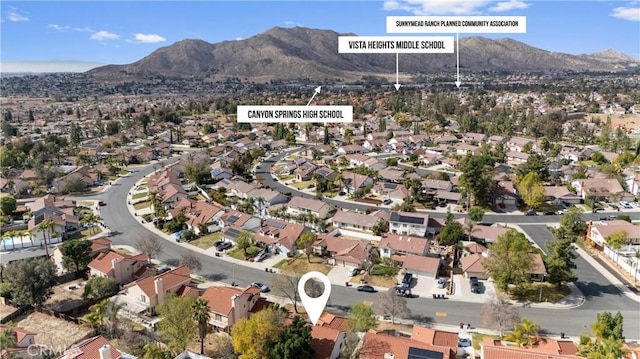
[3,152,639,338]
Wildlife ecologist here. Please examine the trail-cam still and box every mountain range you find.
[87,26,639,82]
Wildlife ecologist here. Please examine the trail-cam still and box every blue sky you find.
[1,0,639,72]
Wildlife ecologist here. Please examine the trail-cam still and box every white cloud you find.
[48,24,70,31]
[131,33,166,43]
[235,37,244,41]
[90,30,120,40]
[382,0,494,15]
[7,10,29,22]
[73,27,94,32]
[611,6,640,21]
[284,21,303,27]
[489,0,530,12]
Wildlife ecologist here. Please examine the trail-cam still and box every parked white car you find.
[347,267,359,276]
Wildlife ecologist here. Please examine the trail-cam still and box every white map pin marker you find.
[298,271,331,325]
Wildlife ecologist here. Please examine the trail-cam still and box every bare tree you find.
[374,288,411,324]
[480,295,521,336]
[134,235,163,260]
[272,268,304,313]
[180,253,202,272]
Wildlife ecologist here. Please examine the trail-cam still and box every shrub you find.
[0,282,13,299]
[370,265,400,277]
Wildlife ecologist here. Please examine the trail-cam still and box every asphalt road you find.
[5,152,639,338]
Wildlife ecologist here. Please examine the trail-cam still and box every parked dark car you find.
[357,285,376,293]
[401,273,413,288]
[469,276,480,293]
[543,211,556,215]
[382,199,392,205]
[394,287,411,297]
[214,241,232,251]
[524,210,537,216]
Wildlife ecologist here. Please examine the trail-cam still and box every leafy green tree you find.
[235,230,254,257]
[82,277,118,300]
[0,325,17,351]
[60,239,92,272]
[0,197,17,216]
[348,302,377,332]
[4,257,57,306]
[232,306,286,359]
[579,311,628,359]
[483,229,535,292]
[458,154,495,206]
[559,207,587,235]
[517,172,545,209]
[616,214,631,223]
[157,295,197,355]
[296,232,316,263]
[605,231,628,250]
[545,238,577,287]
[371,219,387,236]
[269,316,314,359]
[438,210,465,246]
[504,317,540,347]
[192,298,211,355]
[142,343,173,359]
[515,153,549,183]
[468,206,485,222]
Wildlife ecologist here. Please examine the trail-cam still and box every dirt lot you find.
[15,312,93,348]
[45,279,87,312]
[588,113,640,130]
[0,303,18,320]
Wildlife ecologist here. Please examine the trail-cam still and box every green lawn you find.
[292,180,314,190]
[190,232,222,250]
[132,192,148,200]
[273,255,332,275]
[509,282,571,303]
[228,245,262,260]
[133,201,151,210]
[68,227,101,239]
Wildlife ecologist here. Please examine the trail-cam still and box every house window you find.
[383,248,390,254]
[140,295,146,302]
[215,314,222,321]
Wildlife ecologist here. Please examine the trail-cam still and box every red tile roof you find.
[317,313,352,331]
[200,285,260,315]
[124,265,191,297]
[411,325,458,349]
[311,325,341,359]
[61,335,121,359]
[360,331,454,359]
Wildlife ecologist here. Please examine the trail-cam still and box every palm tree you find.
[0,325,16,351]
[464,221,480,242]
[38,218,55,257]
[2,231,15,251]
[192,298,211,355]
[102,300,124,338]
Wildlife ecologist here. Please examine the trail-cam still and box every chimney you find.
[111,258,119,270]
[155,278,164,303]
[384,354,395,359]
[231,294,238,309]
[98,345,111,359]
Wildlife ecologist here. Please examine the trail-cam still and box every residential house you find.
[200,285,263,333]
[403,254,441,278]
[295,162,318,181]
[88,250,150,285]
[181,201,225,235]
[253,219,306,255]
[469,224,510,244]
[379,233,429,260]
[59,335,135,359]
[454,143,479,155]
[52,166,102,193]
[286,196,336,220]
[247,188,289,208]
[371,182,409,202]
[572,178,627,202]
[117,266,192,314]
[359,330,454,359]
[481,337,579,359]
[460,252,546,280]
[389,211,430,237]
[588,220,640,247]
[411,325,461,357]
[218,209,260,231]
[345,154,370,168]
[422,179,453,192]
[0,324,36,359]
[560,145,593,163]
[340,172,373,193]
[52,236,112,273]
[544,186,583,205]
[462,132,487,143]
[314,167,338,182]
[506,137,534,152]
[625,174,640,196]
[210,161,233,181]
[313,235,372,268]
[311,325,346,359]
[506,151,530,163]
[363,157,387,171]
[332,209,388,234]
[495,181,518,206]
[157,183,188,206]
[337,145,366,155]
[378,167,405,183]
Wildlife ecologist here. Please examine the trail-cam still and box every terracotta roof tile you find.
[61,335,121,359]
